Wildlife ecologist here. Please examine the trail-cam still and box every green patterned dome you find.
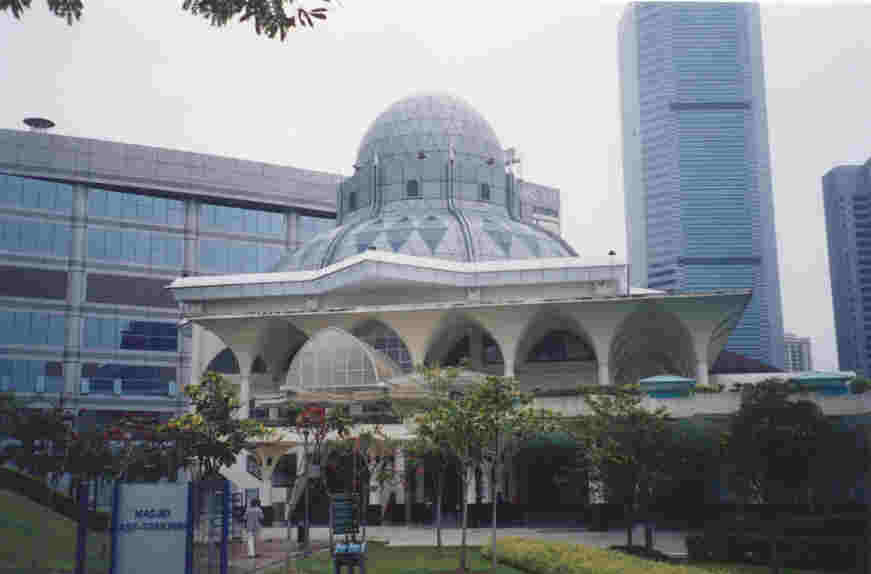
[272,93,575,271]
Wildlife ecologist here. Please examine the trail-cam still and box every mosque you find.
[169,93,770,525]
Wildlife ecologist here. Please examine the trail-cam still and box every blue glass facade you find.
[619,2,785,368]
[823,160,871,375]
[0,127,338,418]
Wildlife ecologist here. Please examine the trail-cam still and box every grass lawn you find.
[275,544,526,574]
[272,542,836,574]
[0,489,110,573]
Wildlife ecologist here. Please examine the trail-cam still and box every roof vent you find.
[23,118,55,131]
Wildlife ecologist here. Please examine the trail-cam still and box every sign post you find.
[110,483,192,574]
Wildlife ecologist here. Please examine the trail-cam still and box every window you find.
[406,180,420,199]
[198,239,285,274]
[297,214,335,243]
[83,317,178,352]
[479,183,491,201]
[86,228,182,267]
[200,203,285,235]
[0,218,71,257]
[0,175,73,213]
[527,331,594,362]
[348,191,358,211]
[81,363,175,396]
[0,310,65,346]
[0,359,64,393]
[88,188,184,225]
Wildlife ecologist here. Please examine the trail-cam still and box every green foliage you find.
[693,383,725,394]
[1,0,332,40]
[724,378,869,505]
[158,371,274,479]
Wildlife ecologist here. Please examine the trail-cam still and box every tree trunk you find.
[460,467,469,573]
[625,502,633,548]
[436,464,444,548]
[490,458,499,569]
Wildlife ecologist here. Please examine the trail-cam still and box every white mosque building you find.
[169,94,866,526]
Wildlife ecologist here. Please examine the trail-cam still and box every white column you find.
[696,360,709,387]
[238,374,251,419]
[466,466,476,503]
[597,361,611,386]
[370,460,382,505]
[261,464,274,507]
[481,462,492,504]
[394,451,405,504]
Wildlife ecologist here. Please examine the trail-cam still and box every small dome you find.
[282,328,402,392]
[356,93,504,166]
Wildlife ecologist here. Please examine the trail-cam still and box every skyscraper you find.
[783,332,813,372]
[823,158,871,375]
[619,2,786,369]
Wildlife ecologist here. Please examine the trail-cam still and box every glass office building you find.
[0,127,339,428]
[823,158,871,375]
[619,2,786,368]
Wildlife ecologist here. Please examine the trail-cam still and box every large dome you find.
[356,93,505,167]
[271,93,576,272]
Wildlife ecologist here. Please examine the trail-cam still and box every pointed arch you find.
[424,312,504,372]
[206,348,240,375]
[609,303,696,386]
[514,309,598,367]
[351,318,414,373]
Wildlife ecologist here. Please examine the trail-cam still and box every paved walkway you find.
[259,524,700,555]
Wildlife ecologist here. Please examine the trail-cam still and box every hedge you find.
[482,536,708,574]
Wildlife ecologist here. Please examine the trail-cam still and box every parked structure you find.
[618,2,786,369]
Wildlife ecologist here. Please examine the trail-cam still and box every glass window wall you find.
[87,227,183,267]
[200,203,285,236]
[0,359,64,393]
[81,363,175,396]
[0,217,71,257]
[87,188,185,226]
[83,317,178,352]
[0,174,73,213]
[0,310,66,346]
[198,239,284,274]
[297,214,335,243]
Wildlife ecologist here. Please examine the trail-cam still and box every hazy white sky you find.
[1,1,870,371]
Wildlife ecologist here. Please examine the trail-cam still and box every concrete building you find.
[823,158,871,375]
[618,2,786,369]
[783,332,813,372]
[0,126,339,427]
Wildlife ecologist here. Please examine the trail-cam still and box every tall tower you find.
[619,2,786,369]
[823,159,871,375]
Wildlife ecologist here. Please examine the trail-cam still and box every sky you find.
[1,0,870,371]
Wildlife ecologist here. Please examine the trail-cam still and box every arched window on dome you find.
[406,180,420,199]
[348,191,358,212]
[352,320,413,372]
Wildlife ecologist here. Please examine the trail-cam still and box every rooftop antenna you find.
[23,117,55,132]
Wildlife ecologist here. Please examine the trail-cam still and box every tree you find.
[414,372,558,572]
[571,385,673,550]
[1,0,333,40]
[159,371,273,479]
[725,378,869,510]
[283,402,352,547]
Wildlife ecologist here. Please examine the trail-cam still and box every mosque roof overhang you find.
[167,250,635,303]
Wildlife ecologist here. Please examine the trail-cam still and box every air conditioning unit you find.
[35,375,46,393]
[0,376,10,392]
[80,378,90,394]
[113,378,122,395]
[168,380,177,397]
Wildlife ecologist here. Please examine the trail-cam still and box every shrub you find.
[484,536,711,574]
[850,378,870,394]
[684,535,708,561]
[693,383,724,394]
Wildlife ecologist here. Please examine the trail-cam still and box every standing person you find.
[245,499,264,558]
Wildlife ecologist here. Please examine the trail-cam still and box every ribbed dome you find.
[270,93,576,272]
[356,93,505,166]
